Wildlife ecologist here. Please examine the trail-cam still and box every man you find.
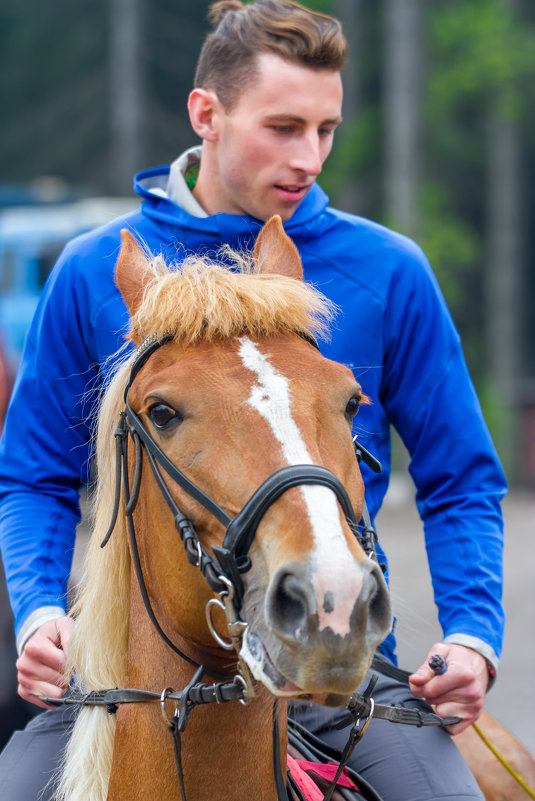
[0,1,505,799]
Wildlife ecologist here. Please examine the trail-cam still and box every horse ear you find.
[115,229,152,317]
[253,215,304,281]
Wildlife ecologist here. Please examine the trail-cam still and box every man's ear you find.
[187,88,221,142]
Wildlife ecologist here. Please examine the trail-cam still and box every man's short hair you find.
[194,0,347,110]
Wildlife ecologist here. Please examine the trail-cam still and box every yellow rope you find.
[472,722,535,800]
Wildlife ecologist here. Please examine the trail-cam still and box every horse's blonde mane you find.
[56,357,133,801]
[56,251,336,801]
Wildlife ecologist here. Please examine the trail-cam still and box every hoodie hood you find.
[134,146,331,246]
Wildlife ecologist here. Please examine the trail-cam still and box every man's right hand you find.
[16,615,74,708]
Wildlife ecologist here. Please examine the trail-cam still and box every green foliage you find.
[1,0,535,478]
[301,0,335,14]
[476,376,518,477]
[0,0,208,190]
[320,108,381,206]
[416,184,484,376]
[417,184,479,308]
[429,0,535,120]
[421,0,535,464]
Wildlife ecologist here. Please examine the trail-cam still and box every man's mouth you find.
[274,184,310,200]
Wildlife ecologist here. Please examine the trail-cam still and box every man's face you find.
[202,54,343,222]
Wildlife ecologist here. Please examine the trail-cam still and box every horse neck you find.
[106,576,287,801]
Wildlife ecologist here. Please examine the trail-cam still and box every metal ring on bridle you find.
[160,686,177,728]
[357,697,375,737]
[193,539,202,568]
[205,597,235,650]
[234,672,255,706]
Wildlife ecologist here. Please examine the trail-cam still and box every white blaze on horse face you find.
[238,337,362,637]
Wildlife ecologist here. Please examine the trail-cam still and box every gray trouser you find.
[0,669,484,801]
[0,702,77,801]
[290,668,485,801]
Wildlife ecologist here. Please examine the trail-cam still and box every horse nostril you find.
[267,569,314,643]
[367,562,392,633]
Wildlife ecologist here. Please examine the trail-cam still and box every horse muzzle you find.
[240,555,392,701]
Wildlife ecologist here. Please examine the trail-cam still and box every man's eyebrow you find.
[264,113,343,126]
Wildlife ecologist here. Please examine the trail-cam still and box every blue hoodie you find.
[0,156,507,667]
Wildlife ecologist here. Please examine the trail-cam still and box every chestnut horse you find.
[456,712,535,801]
[56,217,392,801]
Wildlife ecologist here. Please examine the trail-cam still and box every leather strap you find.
[125,401,232,527]
[222,464,359,559]
[41,679,246,711]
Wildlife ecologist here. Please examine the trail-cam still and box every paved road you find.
[377,482,535,753]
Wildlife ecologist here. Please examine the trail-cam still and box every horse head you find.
[114,216,392,704]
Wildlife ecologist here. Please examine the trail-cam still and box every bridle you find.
[96,331,382,799]
[49,333,456,801]
[102,333,381,676]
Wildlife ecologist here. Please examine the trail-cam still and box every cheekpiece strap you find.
[124,333,173,400]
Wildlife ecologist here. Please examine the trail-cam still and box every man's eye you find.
[148,403,181,430]
[345,396,361,419]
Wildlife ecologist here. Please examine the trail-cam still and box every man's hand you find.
[16,615,74,708]
[409,643,489,735]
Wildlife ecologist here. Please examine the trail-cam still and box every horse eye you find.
[148,403,181,430]
[345,395,361,418]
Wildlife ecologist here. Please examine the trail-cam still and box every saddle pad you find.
[287,754,361,800]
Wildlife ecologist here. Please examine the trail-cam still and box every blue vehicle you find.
[0,198,136,371]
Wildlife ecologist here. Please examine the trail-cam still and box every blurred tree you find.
[1,0,535,478]
[333,0,364,214]
[382,0,424,239]
[309,0,382,217]
[0,0,209,193]
[109,0,146,193]
[423,0,535,345]
[0,0,108,189]
[484,0,524,469]
[423,0,535,477]
[143,0,208,168]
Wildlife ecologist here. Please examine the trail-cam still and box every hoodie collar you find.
[165,146,207,218]
[134,147,330,237]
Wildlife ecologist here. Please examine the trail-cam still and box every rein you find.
[50,334,458,801]
[44,658,459,801]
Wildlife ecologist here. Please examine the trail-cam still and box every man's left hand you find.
[409,643,489,735]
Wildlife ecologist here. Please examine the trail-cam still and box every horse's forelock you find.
[127,252,336,348]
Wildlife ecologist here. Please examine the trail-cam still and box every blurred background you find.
[0,0,533,759]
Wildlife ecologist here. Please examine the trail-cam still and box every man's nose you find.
[289,134,323,177]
